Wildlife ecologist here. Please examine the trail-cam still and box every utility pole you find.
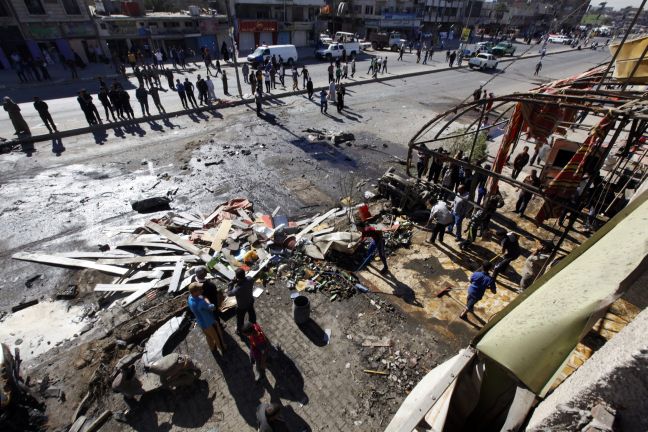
[224,0,243,98]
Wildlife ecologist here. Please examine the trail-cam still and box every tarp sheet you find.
[477,192,648,395]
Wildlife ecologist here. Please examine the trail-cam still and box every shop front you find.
[237,20,278,54]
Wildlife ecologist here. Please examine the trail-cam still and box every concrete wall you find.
[11,0,90,22]
[527,304,648,431]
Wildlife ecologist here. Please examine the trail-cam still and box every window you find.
[24,0,45,14]
[62,0,81,15]
[365,5,373,15]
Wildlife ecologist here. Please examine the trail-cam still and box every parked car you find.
[476,41,494,52]
[359,40,372,51]
[547,34,573,44]
[316,42,360,60]
[491,42,516,57]
[468,53,499,70]
[247,44,298,66]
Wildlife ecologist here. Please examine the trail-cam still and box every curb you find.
[0,46,578,152]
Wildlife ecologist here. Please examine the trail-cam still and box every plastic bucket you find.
[293,295,310,324]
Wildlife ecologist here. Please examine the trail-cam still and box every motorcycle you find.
[112,352,201,399]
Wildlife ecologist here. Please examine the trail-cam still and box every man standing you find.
[97,87,116,122]
[187,282,225,355]
[336,84,345,113]
[351,58,356,78]
[119,88,135,119]
[3,96,30,135]
[227,268,257,334]
[135,85,150,116]
[319,89,328,114]
[263,69,271,93]
[427,199,454,243]
[459,262,496,320]
[449,51,456,67]
[382,56,388,73]
[328,62,335,83]
[255,90,262,116]
[449,185,472,240]
[512,146,530,179]
[175,79,188,109]
[242,62,249,83]
[492,232,521,281]
[514,169,540,216]
[149,85,166,114]
[398,43,405,61]
[183,78,198,108]
[301,65,309,88]
[33,97,57,133]
[108,85,124,119]
[196,75,209,105]
[206,76,216,101]
[534,61,542,76]
[306,77,314,100]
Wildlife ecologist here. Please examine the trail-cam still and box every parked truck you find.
[369,31,407,51]
[316,32,361,60]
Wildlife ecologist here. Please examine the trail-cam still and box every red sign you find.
[239,20,277,33]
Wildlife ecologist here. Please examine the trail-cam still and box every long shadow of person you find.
[147,120,164,132]
[213,331,264,427]
[162,118,178,129]
[51,138,65,156]
[366,267,424,307]
[265,347,308,405]
[124,379,214,430]
[92,128,108,145]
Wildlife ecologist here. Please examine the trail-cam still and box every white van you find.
[247,45,298,66]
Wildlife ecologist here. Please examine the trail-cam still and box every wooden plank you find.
[271,206,281,217]
[248,256,274,280]
[58,251,136,259]
[237,209,253,222]
[231,219,251,229]
[145,221,211,262]
[95,282,155,292]
[125,270,164,282]
[13,252,128,276]
[116,242,186,252]
[97,255,199,265]
[210,219,233,253]
[296,208,339,240]
[168,260,184,293]
[118,277,173,307]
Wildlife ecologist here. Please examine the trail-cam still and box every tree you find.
[449,127,488,162]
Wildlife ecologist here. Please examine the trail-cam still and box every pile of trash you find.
[12,197,414,306]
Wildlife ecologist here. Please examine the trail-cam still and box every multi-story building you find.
[210,0,324,54]
[499,0,590,35]
[93,2,229,60]
[0,0,99,68]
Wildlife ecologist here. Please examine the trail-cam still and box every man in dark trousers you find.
[512,146,530,179]
[306,77,314,100]
[135,85,150,116]
[222,70,229,95]
[255,90,262,116]
[459,261,496,320]
[175,79,188,109]
[148,85,166,114]
[97,87,116,122]
[33,97,57,133]
[515,169,540,216]
[492,231,521,281]
[183,78,198,108]
[108,84,124,119]
[119,89,135,119]
[227,268,256,334]
[356,222,389,274]
[196,75,209,105]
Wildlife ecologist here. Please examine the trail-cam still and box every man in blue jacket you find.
[188,282,225,355]
[460,261,496,320]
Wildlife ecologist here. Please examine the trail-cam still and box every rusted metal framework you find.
[405,67,648,280]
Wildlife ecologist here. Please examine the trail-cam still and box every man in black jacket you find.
[33,97,57,132]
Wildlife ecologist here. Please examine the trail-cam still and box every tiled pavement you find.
[99,277,457,431]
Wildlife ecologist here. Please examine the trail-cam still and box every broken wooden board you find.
[295,208,339,240]
[126,270,165,282]
[117,279,161,307]
[362,337,393,347]
[210,219,233,253]
[95,282,157,292]
[12,252,128,276]
[58,251,136,259]
[97,255,199,265]
[248,256,274,280]
[303,244,325,260]
[116,242,186,252]
[167,260,184,293]
[145,221,211,262]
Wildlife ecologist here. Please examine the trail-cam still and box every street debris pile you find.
[12,194,415,307]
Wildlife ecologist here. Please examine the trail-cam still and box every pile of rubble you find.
[11,196,414,308]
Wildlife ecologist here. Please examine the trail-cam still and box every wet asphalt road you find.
[0,47,610,313]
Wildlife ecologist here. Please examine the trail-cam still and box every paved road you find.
[0,43,610,138]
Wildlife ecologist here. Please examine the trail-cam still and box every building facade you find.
[0,0,98,69]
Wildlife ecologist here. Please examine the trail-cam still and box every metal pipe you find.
[468,102,487,162]
[596,0,647,90]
